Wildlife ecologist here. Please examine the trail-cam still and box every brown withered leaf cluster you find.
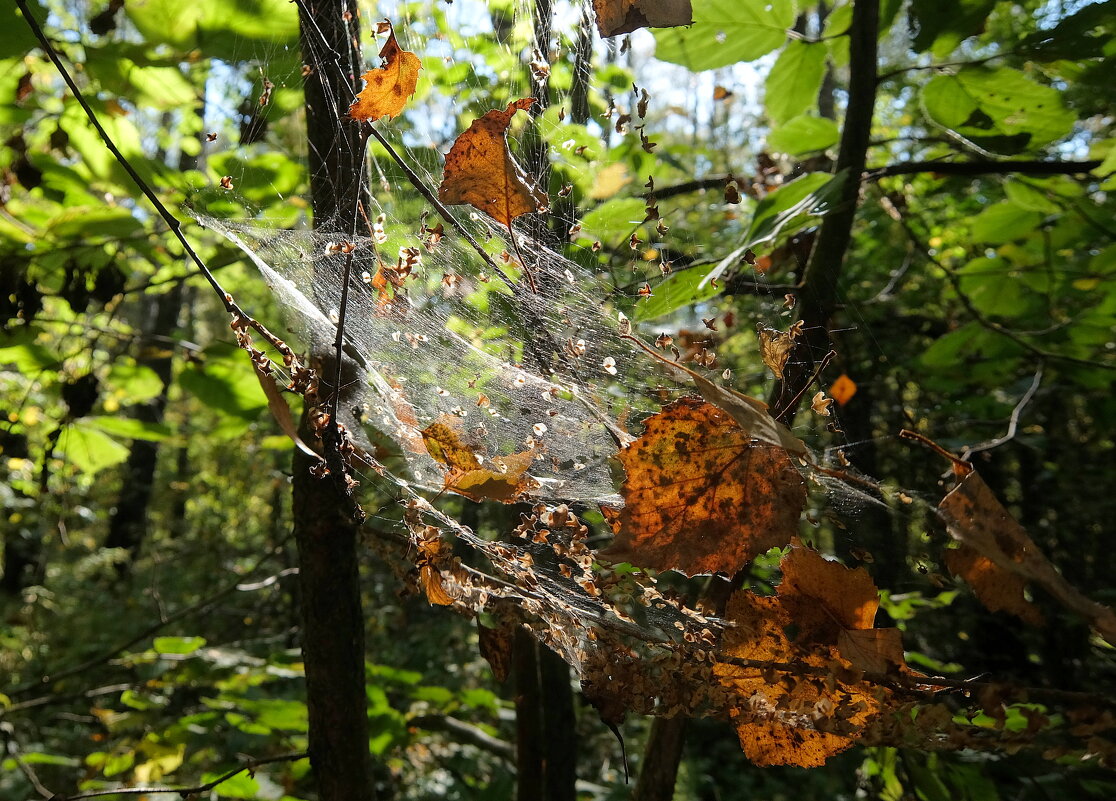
[437,98,549,229]
[600,396,806,576]
[592,0,693,37]
[714,544,904,766]
[421,417,537,503]
[348,21,421,122]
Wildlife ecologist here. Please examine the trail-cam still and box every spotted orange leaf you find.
[599,396,806,576]
[437,98,548,229]
[714,588,887,767]
[348,21,421,122]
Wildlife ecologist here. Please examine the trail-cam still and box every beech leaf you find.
[348,22,421,122]
[437,98,549,229]
[600,397,806,576]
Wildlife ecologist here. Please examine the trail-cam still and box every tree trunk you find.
[104,284,182,567]
[294,1,374,800]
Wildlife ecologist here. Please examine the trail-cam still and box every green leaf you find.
[765,41,828,124]
[578,197,648,244]
[767,115,839,156]
[125,0,299,62]
[85,416,173,442]
[654,0,793,71]
[908,0,998,56]
[153,635,207,655]
[57,423,130,476]
[200,770,259,800]
[922,67,1075,152]
[0,327,55,371]
[106,363,166,404]
[179,343,266,420]
[634,264,722,321]
[958,257,1029,317]
[248,698,308,731]
[969,202,1044,244]
[744,171,841,245]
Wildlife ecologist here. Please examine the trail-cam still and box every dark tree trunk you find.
[293,1,375,800]
[104,284,182,566]
[514,629,577,801]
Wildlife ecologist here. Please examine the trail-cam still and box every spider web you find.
[187,1,756,506]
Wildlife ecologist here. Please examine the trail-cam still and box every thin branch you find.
[866,159,1102,181]
[7,552,289,700]
[960,364,1044,459]
[15,0,233,316]
[409,714,516,761]
[53,751,309,801]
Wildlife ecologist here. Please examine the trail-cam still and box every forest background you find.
[2,1,1116,800]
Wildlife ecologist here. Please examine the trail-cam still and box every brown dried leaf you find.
[599,397,806,576]
[437,98,549,228]
[714,589,885,767]
[592,0,693,37]
[421,419,536,502]
[757,325,797,380]
[944,544,1044,627]
[348,22,421,122]
[478,619,516,683]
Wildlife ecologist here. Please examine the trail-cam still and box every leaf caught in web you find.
[348,21,421,122]
[438,98,549,228]
[713,543,905,766]
[778,544,907,674]
[422,418,536,503]
[828,373,857,406]
[599,397,806,576]
[592,0,693,37]
[757,324,797,380]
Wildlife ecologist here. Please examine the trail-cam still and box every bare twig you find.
[960,364,1044,459]
[52,751,309,801]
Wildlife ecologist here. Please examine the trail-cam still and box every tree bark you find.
[777,0,879,423]
[293,2,374,800]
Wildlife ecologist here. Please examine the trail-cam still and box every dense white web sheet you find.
[201,207,691,504]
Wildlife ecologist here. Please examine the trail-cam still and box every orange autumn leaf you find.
[348,21,421,122]
[437,98,549,229]
[828,373,857,406]
[938,470,1047,627]
[713,589,887,767]
[944,544,1043,626]
[599,396,806,576]
[592,0,693,37]
[778,544,907,675]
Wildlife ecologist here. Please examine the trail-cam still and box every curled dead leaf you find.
[348,22,421,122]
[437,98,548,229]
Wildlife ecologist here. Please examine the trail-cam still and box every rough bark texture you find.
[294,1,374,800]
[777,0,879,423]
[514,629,577,801]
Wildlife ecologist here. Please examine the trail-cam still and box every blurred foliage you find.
[2,0,1116,799]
